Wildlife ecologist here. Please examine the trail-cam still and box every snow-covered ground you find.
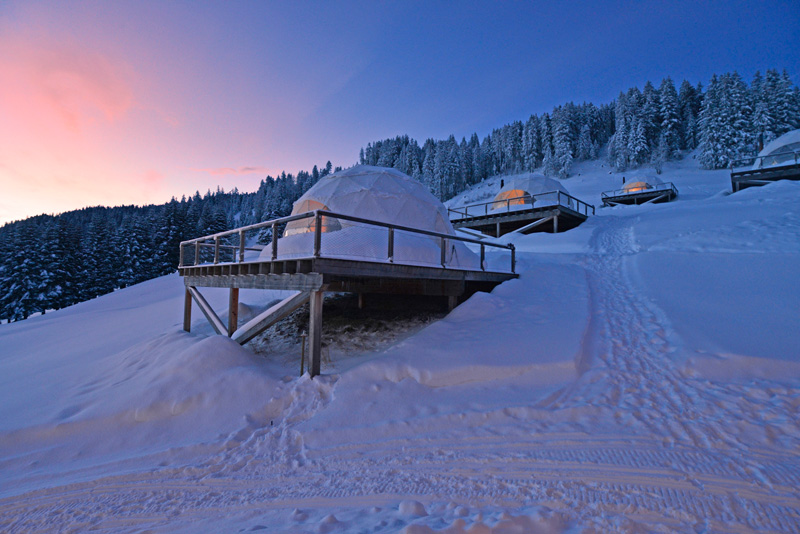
[2,155,800,533]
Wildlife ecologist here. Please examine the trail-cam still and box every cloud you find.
[191,166,275,177]
[0,29,135,135]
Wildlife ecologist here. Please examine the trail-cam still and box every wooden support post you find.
[510,244,516,274]
[183,288,192,332]
[179,244,184,267]
[553,215,559,233]
[447,295,458,311]
[239,230,245,262]
[308,290,324,378]
[194,242,200,265]
[387,227,394,262]
[496,222,501,238]
[480,244,485,271]
[187,286,226,335]
[440,237,446,267]
[214,236,220,264]
[271,223,278,260]
[228,288,239,337]
[313,213,322,258]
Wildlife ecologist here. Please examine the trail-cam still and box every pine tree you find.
[658,77,680,159]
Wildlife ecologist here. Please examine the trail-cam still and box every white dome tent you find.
[262,166,481,269]
[491,173,573,211]
[754,129,800,169]
[622,175,664,193]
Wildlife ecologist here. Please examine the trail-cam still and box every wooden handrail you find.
[448,189,595,219]
[179,209,516,273]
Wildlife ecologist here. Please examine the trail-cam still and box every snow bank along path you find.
[1,157,800,532]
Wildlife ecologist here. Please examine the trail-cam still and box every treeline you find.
[0,162,340,322]
[361,69,800,200]
[361,102,615,199]
[3,69,799,322]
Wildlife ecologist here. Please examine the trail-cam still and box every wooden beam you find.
[447,295,458,311]
[231,291,311,345]
[513,215,555,234]
[228,288,239,336]
[308,290,324,378]
[182,272,324,291]
[183,288,192,332]
[187,286,226,336]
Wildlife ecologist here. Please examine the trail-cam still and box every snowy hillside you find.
[2,156,800,533]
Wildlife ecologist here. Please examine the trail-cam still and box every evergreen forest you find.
[2,69,799,322]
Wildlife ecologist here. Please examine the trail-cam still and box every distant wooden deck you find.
[601,182,678,206]
[730,157,800,192]
[448,191,595,237]
[179,210,517,377]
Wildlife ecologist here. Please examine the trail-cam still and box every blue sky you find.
[1,0,799,223]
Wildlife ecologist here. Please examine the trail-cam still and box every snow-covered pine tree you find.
[699,74,723,169]
[659,77,681,159]
[628,119,649,167]
[552,107,574,178]
[641,81,661,149]
[577,123,593,160]
[678,80,699,150]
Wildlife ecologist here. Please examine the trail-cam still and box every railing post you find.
[510,244,516,274]
[387,227,394,263]
[480,243,485,271]
[194,241,200,265]
[179,244,184,267]
[214,236,220,264]
[313,213,322,258]
[239,230,245,262]
[440,237,446,267]
[506,198,510,211]
[271,223,278,261]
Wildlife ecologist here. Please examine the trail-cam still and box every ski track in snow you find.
[3,197,800,531]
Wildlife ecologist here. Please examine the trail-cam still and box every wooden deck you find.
[179,210,517,377]
[448,191,594,237]
[730,162,800,192]
[601,183,678,206]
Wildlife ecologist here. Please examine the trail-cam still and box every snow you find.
[2,153,800,532]
[262,165,482,269]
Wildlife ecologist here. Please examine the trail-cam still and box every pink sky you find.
[2,1,798,225]
[0,2,367,224]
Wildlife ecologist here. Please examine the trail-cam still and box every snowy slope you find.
[2,156,800,533]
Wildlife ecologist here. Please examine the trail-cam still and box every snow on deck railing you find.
[179,210,516,273]
[730,150,800,173]
[447,190,595,221]
[601,182,678,200]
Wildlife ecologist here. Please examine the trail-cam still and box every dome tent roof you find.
[289,165,454,234]
[755,129,800,169]
[262,166,479,269]
[491,173,572,211]
[495,173,570,198]
[758,129,800,159]
[623,175,663,193]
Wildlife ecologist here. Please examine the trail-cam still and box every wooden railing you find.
[730,150,800,174]
[601,182,678,200]
[447,190,595,220]
[179,210,516,273]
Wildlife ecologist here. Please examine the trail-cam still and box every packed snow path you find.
[2,173,800,532]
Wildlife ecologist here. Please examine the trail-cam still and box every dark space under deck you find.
[180,256,516,377]
[451,206,588,237]
[731,163,800,192]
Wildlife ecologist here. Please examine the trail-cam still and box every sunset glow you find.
[1,1,798,224]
